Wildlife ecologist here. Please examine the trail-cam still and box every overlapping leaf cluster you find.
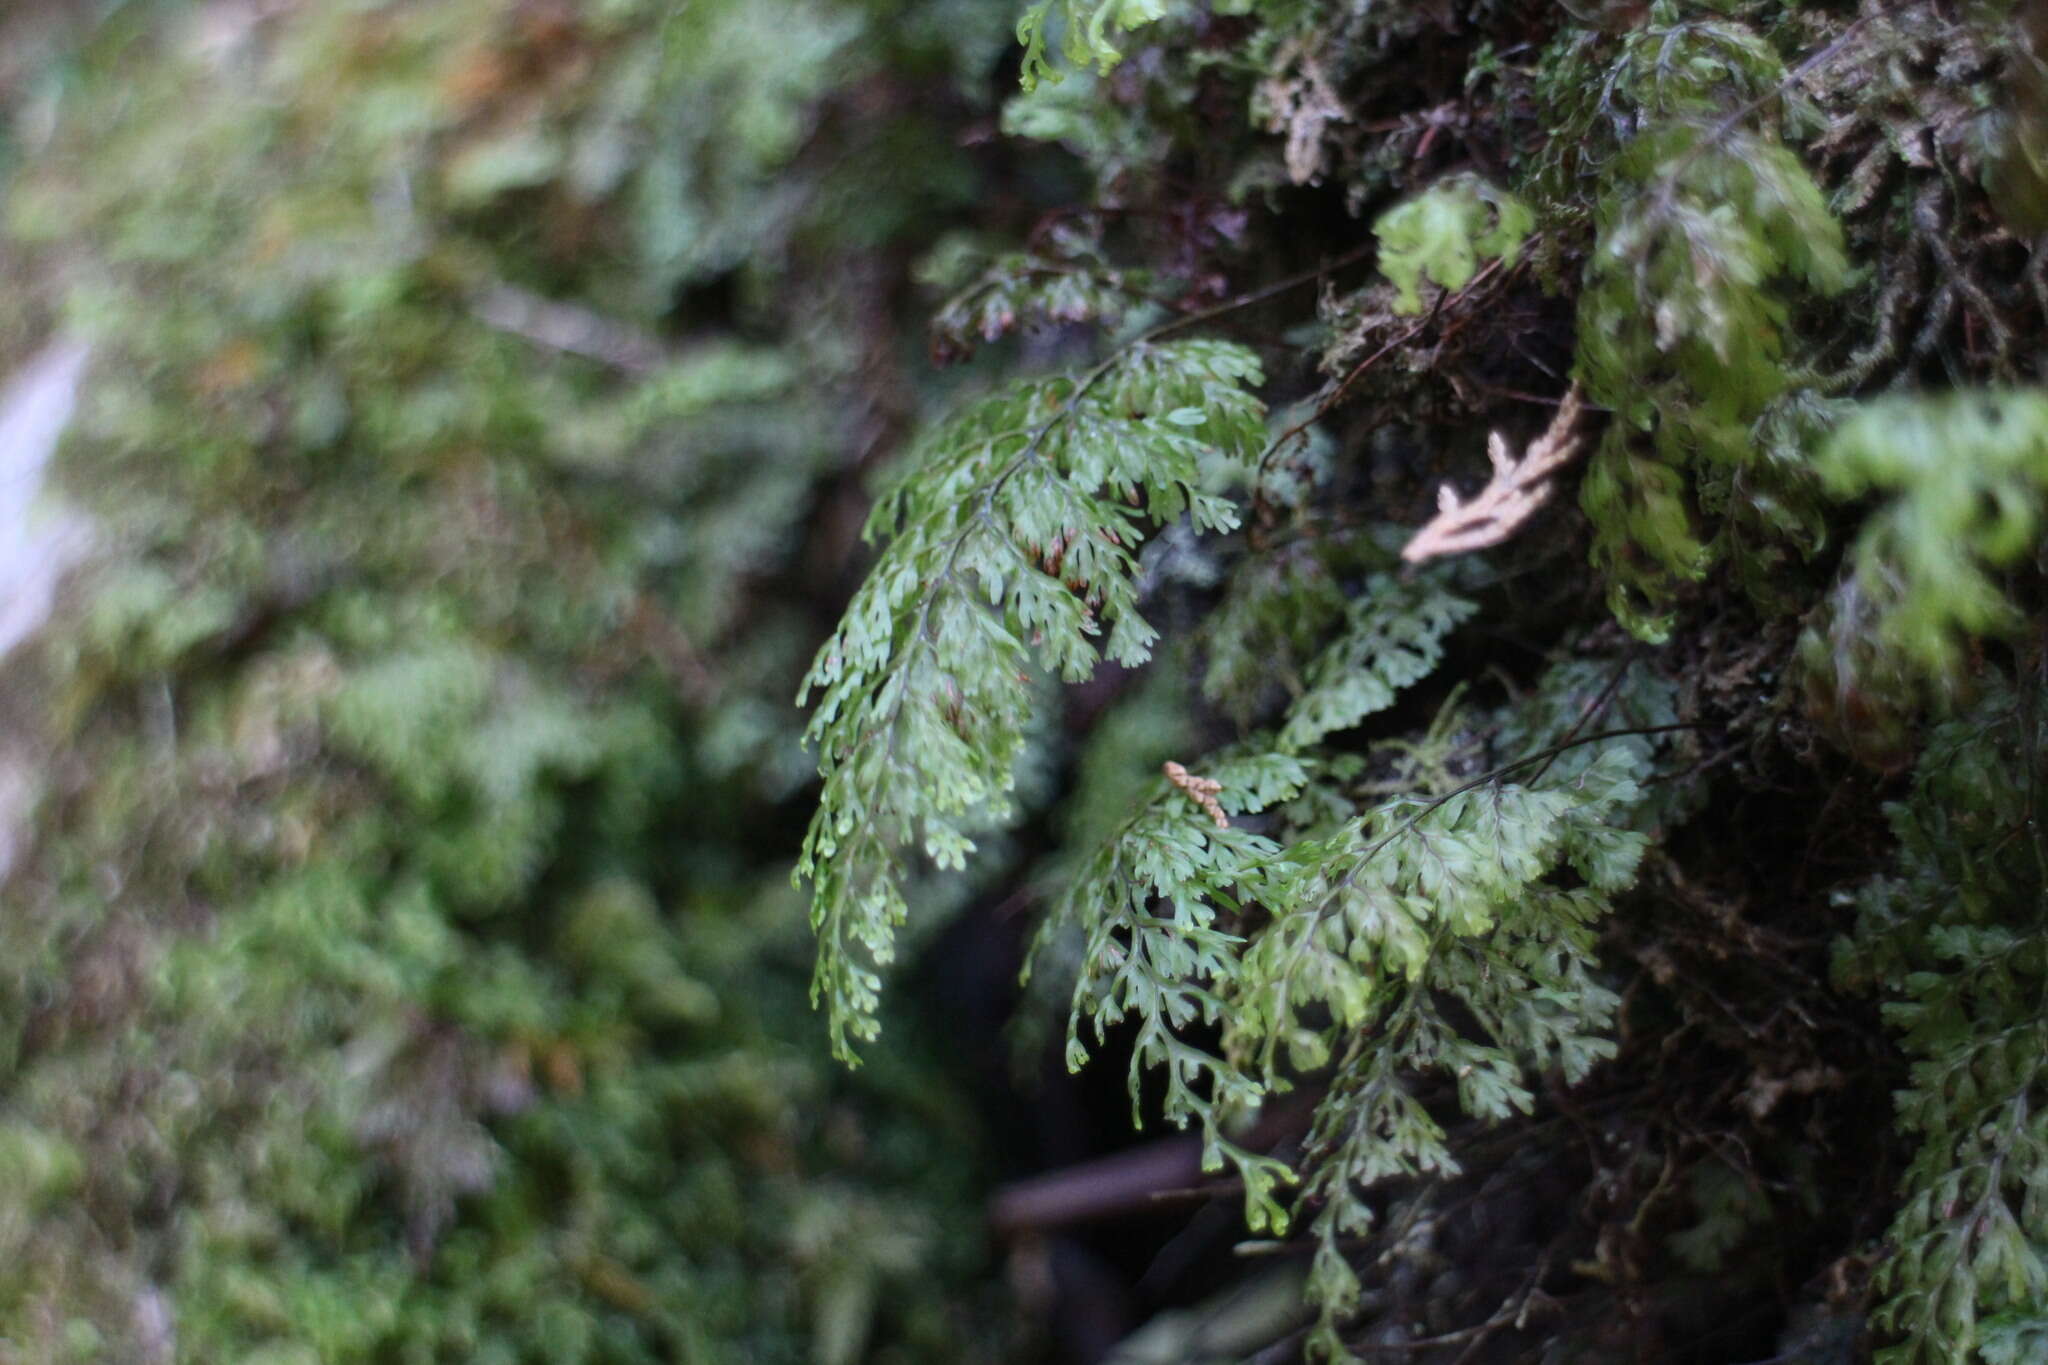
[1373,175,1535,316]
[1014,0,1264,89]
[1010,617,1670,1356]
[1037,747,1310,1230]
[803,4,1888,1358]
[1275,572,1474,755]
[1240,742,1649,1354]
[812,269,1669,1350]
[1836,683,2048,1364]
[798,0,2048,1358]
[1571,13,1851,637]
[923,222,1158,365]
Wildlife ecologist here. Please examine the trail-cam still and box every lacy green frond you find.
[1813,390,2048,682]
[1225,744,1646,1088]
[1490,656,1695,830]
[1592,12,1791,122]
[1037,747,1311,1233]
[1016,0,1172,89]
[1297,840,1630,1361]
[1982,1316,2048,1365]
[1296,1044,1460,1355]
[1276,571,1474,754]
[928,252,1154,365]
[1228,742,1650,1357]
[1011,0,1271,91]
[797,338,1266,1060]
[1837,683,2048,1364]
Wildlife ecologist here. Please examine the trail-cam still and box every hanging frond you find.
[1275,572,1475,753]
[798,338,1266,1059]
[1570,14,1851,639]
[1229,739,1652,1356]
[1035,747,1311,1233]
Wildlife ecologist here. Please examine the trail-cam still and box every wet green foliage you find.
[1568,14,1851,638]
[799,338,1266,1058]
[1817,392,2048,682]
[801,0,2048,1359]
[9,0,2048,1360]
[1372,176,1534,317]
[1836,684,2048,1363]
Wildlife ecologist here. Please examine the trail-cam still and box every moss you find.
[0,2,1022,1361]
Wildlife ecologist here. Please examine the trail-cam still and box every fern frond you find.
[1016,0,1172,89]
[924,220,1157,364]
[1814,390,2048,682]
[929,257,1152,364]
[798,338,1266,1059]
[1232,742,1649,1355]
[1275,571,1474,754]
[1226,743,1646,1087]
[1297,1040,1460,1358]
[1840,685,2048,1363]
[1041,746,1310,1232]
[1373,173,1535,316]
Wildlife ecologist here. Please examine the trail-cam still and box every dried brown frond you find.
[1260,39,1348,186]
[1162,760,1227,829]
[1400,385,1587,564]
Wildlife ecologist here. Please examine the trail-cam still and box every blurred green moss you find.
[0,1,1023,1361]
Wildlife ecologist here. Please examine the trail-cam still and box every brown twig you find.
[1252,254,1516,497]
[471,283,669,374]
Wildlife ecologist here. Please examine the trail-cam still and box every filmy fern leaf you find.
[1226,744,1645,1086]
[798,339,1265,1060]
[1039,746,1311,1232]
[1373,173,1535,315]
[1814,390,2048,682]
[1232,743,1649,1356]
[1276,571,1474,754]
[1016,0,1172,89]
[1839,685,2048,1363]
